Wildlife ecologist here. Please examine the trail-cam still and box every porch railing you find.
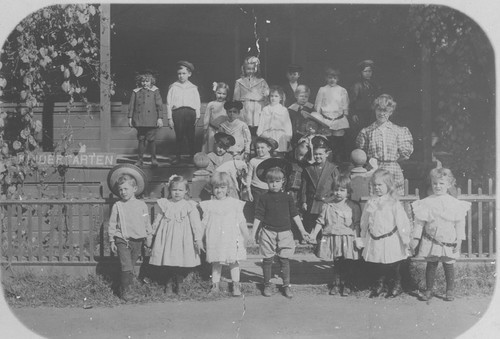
[0,179,496,264]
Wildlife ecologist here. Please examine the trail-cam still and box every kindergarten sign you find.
[21,152,117,168]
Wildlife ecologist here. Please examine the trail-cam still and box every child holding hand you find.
[128,70,164,167]
[202,82,229,153]
[359,169,411,298]
[253,162,309,298]
[300,136,340,237]
[257,86,293,155]
[411,168,471,302]
[200,172,249,297]
[108,174,153,301]
[149,175,204,294]
[309,175,361,296]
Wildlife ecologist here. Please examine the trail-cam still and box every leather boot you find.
[262,258,273,297]
[420,261,438,301]
[120,271,132,301]
[232,282,241,297]
[443,263,455,301]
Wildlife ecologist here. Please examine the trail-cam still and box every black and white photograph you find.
[0,0,498,338]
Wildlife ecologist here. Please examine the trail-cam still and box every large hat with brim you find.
[214,132,236,149]
[302,111,331,129]
[254,136,279,151]
[209,115,228,129]
[256,158,293,182]
[107,164,148,197]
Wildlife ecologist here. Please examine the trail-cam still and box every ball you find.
[351,149,367,166]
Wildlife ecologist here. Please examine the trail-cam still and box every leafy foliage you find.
[408,5,495,184]
[0,4,111,199]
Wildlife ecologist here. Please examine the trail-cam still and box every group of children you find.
[128,57,390,167]
[116,56,470,302]
[109,155,470,302]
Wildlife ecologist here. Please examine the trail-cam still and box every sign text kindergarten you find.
[20,152,117,168]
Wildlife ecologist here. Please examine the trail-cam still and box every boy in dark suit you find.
[300,135,340,240]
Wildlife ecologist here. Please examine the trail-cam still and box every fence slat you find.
[48,205,55,261]
[67,204,74,260]
[58,205,64,261]
[16,204,23,260]
[99,204,105,258]
[37,205,43,261]
[27,203,33,261]
[89,205,94,262]
[488,178,494,258]
[7,205,12,261]
[79,203,84,261]
[478,187,483,257]
[467,179,472,257]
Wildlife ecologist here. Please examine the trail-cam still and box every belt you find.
[423,231,457,248]
[172,106,195,112]
[377,159,397,163]
[369,226,397,240]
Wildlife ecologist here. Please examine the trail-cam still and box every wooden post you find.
[100,4,112,152]
[421,44,433,163]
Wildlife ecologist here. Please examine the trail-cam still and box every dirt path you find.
[4,293,497,339]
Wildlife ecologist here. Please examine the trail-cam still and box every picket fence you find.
[0,179,496,265]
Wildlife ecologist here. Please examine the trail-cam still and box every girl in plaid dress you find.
[355,94,413,195]
[308,175,361,296]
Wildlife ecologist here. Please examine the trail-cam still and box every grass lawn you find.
[2,260,495,308]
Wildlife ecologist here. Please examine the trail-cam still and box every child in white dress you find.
[233,56,269,135]
[257,86,293,156]
[200,172,249,296]
[359,169,411,298]
[309,175,361,296]
[202,82,229,153]
[149,175,204,294]
[410,168,471,302]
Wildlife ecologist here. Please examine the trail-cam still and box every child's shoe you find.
[340,284,350,297]
[329,285,339,295]
[135,159,144,167]
[369,280,384,298]
[164,281,174,294]
[232,282,241,297]
[386,282,402,298]
[209,282,220,295]
[283,285,293,299]
[444,290,454,301]
[263,284,272,297]
[419,289,433,301]
[120,272,134,302]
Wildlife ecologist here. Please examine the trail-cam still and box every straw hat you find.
[107,164,148,197]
